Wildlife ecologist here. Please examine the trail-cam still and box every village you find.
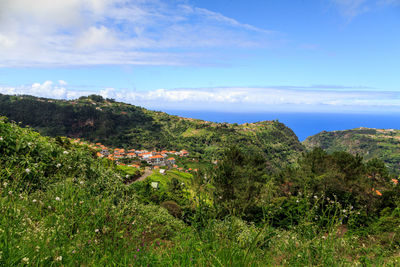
[71,138,197,172]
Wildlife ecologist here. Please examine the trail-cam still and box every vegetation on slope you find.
[303,128,400,174]
[1,115,400,265]
[0,93,304,171]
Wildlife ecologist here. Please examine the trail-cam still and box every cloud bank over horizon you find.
[1,81,400,113]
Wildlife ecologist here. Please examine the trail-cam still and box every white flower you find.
[56,163,61,168]
[314,195,318,199]
[63,151,69,154]
[0,137,3,141]
[55,256,62,261]
[296,199,299,203]
[48,206,52,209]
[22,257,29,263]
[342,209,347,213]
[79,181,84,185]
[95,229,99,233]
[55,197,61,201]
[25,168,30,174]
[8,191,12,195]
[32,199,37,203]
[126,175,129,178]
[3,182,7,187]
[27,142,32,146]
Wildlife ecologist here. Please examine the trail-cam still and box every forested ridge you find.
[0,93,304,171]
[304,128,400,174]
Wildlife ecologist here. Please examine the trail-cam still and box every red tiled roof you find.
[150,155,164,159]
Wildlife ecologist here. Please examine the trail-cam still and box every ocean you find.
[164,110,400,141]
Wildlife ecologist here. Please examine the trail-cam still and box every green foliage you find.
[0,93,304,171]
[209,146,268,218]
[161,201,182,218]
[304,128,400,174]
[1,115,400,265]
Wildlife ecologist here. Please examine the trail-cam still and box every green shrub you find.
[161,201,182,218]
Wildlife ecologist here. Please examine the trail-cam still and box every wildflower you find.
[3,182,7,187]
[35,246,40,252]
[126,175,129,179]
[48,206,52,209]
[63,151,69,154]
[79,201,84,204]
[342,209,347,213]
[32,199,37,203]
[79,181,84,185]
[72,250,76,254]
[25,168,30,174]
[137,248,140,252]
[0,136,3,141]
[55,256,62,261]
[314,195,318,199]
[56,163,61,168]
[55,197,61,201]
[27,142,32,146]
[296,199,299,203]
[22,257,29,264]
[8,191,12,195]
[95,229,99,233]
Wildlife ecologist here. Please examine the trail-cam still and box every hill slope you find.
[0,93,304,170]
[303,127,400,174]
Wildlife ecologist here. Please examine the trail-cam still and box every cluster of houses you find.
[70,139,195,171]
[92,142,189,166]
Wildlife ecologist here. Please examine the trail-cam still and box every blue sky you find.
[0,0,399,113]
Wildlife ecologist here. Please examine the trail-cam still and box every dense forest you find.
[1,116,399,265]
[0,93,304,171]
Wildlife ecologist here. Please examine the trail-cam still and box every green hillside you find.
[2,117,400,265]
[0,93,304,171]
[303,128,400,174]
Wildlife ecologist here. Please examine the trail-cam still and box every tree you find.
[209,146,267,217]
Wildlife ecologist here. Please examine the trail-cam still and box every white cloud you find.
[330,0,400,20]
[2,81,400,113]
[331,0,370,20]
[0,0,275,67]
